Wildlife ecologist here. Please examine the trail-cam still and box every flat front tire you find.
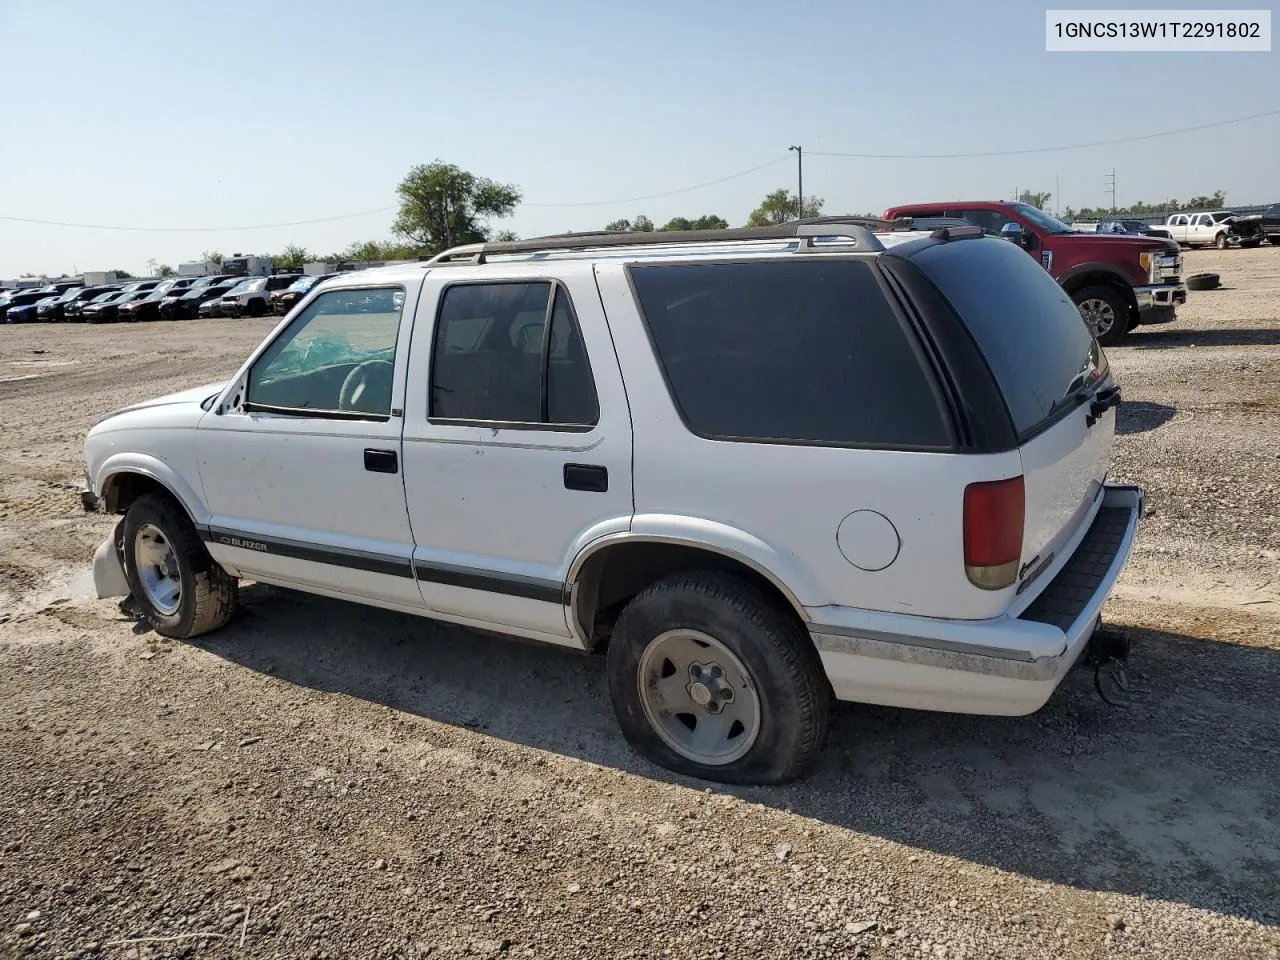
[122,494,237,639]
[606,571,830,784]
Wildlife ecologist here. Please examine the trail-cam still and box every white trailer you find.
[220,255,273,278]
[82,271,120,286]
[178,261,221,277]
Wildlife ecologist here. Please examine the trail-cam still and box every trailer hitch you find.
[1084,621,1144,706]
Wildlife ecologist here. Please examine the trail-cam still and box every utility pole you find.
[1056,173,1060,217]
[1104,168,1117,212]
[789,145,803,220]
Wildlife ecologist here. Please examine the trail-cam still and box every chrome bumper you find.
[1134,281,1186,313]
[809,484,1143,715]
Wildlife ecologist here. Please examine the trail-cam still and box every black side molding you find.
[199,526,568,603]
[198,526,414,579]
[413,560,565,604]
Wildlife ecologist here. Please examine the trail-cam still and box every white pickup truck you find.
[81,220,1141,784]
[1153,210,1265,249]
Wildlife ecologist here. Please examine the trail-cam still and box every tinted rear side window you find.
[629,260,951,448]
[906,238,1104,440]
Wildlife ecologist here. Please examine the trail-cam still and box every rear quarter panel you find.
[594,262,1025,622]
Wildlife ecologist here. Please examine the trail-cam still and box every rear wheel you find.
[1072,285,1129,346]
[606,571,830,784]
[122,494,237,639]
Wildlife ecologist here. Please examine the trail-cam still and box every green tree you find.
[110,268,134,279]
[658,214,729,232]
[1018,190,1052,210]
[746,189,823,227]
[272,244,311,269]
[337,240,423,263]
[1064,189,1229,222]
[604,216,655,232]
[201,250,223,266]
[391,161,521,255]
[156,264,175,277]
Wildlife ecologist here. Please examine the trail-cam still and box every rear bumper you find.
[810,484,1143,716]
[1134,281,1186,315]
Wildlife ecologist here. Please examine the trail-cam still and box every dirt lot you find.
[2,249,1279,960]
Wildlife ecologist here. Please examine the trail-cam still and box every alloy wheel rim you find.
[1078,298,1115,337]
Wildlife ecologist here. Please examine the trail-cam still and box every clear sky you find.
[1,0,1276,278]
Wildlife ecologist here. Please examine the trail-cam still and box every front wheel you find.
[123,494,238,639]
[1073,285,1130,346]
[606,571,830,784]
[1215,232,1229,250]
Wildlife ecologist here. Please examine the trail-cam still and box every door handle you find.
[564,463,608,492]
[364,448,398,474]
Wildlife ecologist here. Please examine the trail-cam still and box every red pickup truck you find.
[881,201,1186,344]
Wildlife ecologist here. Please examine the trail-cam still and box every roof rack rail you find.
[425,217,910,266]
[928,224,985,241]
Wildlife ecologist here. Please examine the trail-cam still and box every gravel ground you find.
[2,249,1279,960]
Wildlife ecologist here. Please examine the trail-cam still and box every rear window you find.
[629,260,951,448]
[907,238,1106,439]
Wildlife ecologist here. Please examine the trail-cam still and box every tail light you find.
[963,476,1024,590]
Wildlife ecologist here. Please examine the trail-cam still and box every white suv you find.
[81,219,1141,784]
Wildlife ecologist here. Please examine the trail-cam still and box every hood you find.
[93,381,227,428]
[1057,231,1179,254]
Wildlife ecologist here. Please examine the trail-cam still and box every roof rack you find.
[426,217,911,266]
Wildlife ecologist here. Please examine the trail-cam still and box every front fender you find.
[94,452,210,525]
[1057,261,1141,292]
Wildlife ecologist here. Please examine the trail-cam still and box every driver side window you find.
[246,287,405,418]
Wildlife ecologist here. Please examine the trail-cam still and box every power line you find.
[0,207,395,233]
[520,156,791,207]
[2,108,1275,233]
[0,156,791,232]
[807,107,1280,159]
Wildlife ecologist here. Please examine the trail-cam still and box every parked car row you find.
[0,271,322,324]
[1082,205,1280,247]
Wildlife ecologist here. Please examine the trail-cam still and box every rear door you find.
[399,263,633,644]
[904,237,1114,604]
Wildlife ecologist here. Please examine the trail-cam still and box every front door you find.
[399,264,634,645]
[198,281,423,608]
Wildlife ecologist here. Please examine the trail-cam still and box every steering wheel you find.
[338,360,394,413]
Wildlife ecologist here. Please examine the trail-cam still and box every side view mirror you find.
[1000,222,1035,249]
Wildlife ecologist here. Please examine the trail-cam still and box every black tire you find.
[606,571,830,785]
[1215,232,1229,250]
[1186,272,1221,291]
[122,493,238,639]
[247,298,266,317]
[1269,237,1280,246]
[1072,285,1130,346]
